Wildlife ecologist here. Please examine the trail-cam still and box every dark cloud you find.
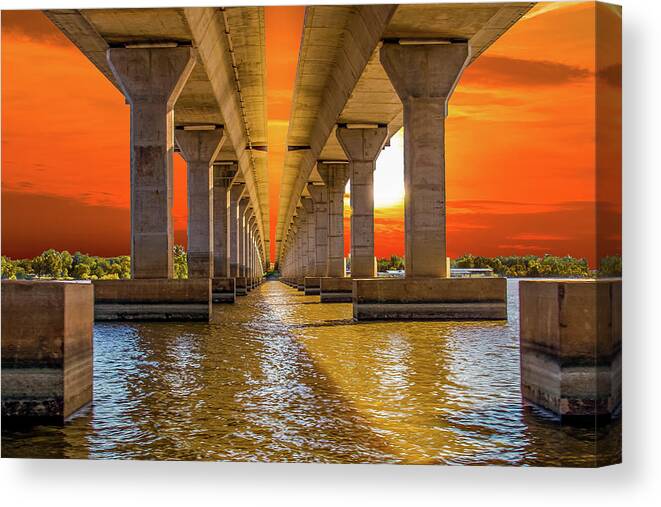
[1,10,70,47]
[464,55,591,88]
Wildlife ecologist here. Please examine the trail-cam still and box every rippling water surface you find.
[2,279,620,465]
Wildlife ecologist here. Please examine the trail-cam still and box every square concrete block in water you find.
[1,280,94,421]
[353,277,508,320]
[212,277,236,303]
[519,279,622,421]
[303,276,321,295]
[93,278,211,321]
[319,277,353,303]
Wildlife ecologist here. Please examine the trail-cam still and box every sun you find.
[374,129,405,208]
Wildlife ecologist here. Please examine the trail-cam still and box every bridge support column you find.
[309,184,329,277]
[336,125,387,279]
[175,127,225,279]
[103,47,212,321]
[317,162,352,302]
[236,198,250,296]
[381,42,470,279]
[293,214,306,291]
[351,41,507,321]
[107,46,196,279]
[210,163,237,303]
[301,197,318,295]
[228,183,245,278]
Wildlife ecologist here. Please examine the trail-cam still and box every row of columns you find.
[106,45,265,286]
[280,40,470,283]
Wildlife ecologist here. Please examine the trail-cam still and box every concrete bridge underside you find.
[277,3,533,319]
[46,7,270,265]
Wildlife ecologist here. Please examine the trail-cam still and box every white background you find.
[1,0,659,505]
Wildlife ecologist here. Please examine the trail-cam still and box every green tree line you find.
[374,253,621,278]
[2,247,189,280]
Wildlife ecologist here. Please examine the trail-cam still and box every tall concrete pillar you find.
[239,200,251,277]
[248,216,256,281]
[301,198,316,277]
[336,125,387,278]
[175,127,225,278]
[308,183,329,277]
[107,47,196,279]
[228,183,245,277]
[212,162,237,278]
[381,42,470,278]
[293,215,305,285]
[318,162,350,277]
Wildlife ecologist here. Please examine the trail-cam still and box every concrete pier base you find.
[519,279,622,423]
[320,277,353,303]
[352,277,507,320]
[93,279,211,321]
[2,281,93,422]
[304,276,321,295]
[212,277,235,303]
[235,277,247,296]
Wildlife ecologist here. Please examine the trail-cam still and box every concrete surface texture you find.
[175,126,226,278]
[1,281,93,421]
[211,277,236,303]
[319,276,353,303]
[274,3,532,266]
[45,7,271,263]
[381,42,470,278]
[308,183,330,277]
[336,125,388,278]
[301,197,316,278]
[93,279,211,321]
[353,277,508,320]
[213,163,237,278]
[519,279,622,421]
[228,182,245,277]
[107,46,196,279]
[317,162,350,278]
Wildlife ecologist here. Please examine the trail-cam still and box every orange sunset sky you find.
[1,3,621,266]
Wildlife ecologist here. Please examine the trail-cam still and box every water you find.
[1,279,620,465]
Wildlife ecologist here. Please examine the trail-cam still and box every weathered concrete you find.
[317,162,350,277]
[304,276,321,295]
[213,162,237,279]
[107,46,196,279]
[308,183,329,277]
[381,42,470,278]
[238,197,251,278]
[46,8,271,264]
[519,279,622,422]
[176,126,226,278]
[212,277,235,303]
[235,276,247,296]
[320,276,353,303]
[228,183,245,277]
[301,197,316,278]
[353,277,507,320]
[274,5,531,267]
[93,279,211,321]
[2,281,93,421]
[336,125,387,278]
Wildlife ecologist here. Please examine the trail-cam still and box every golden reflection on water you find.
[1,280,620,465]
